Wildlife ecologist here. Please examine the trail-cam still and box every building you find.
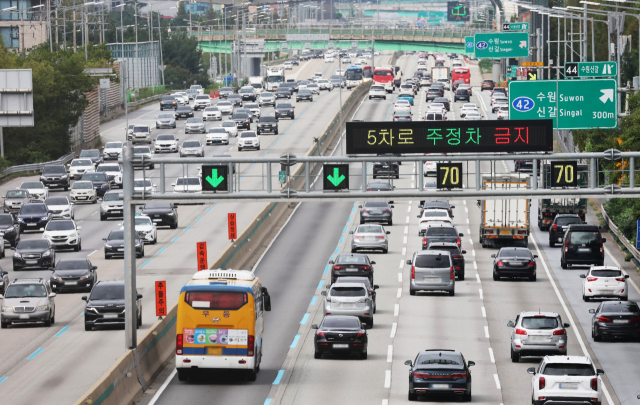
[106,41,162,89]
[0,0,48,52]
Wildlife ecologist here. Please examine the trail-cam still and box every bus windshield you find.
[266,76,283,83]
[346,68,363,81]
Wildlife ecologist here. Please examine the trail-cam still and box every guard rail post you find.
[630,157,635,189]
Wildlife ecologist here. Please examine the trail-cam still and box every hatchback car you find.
[13,238,55,270]
[221,120,238,137]
[296,89,313,102]
[100,190,123,221]
[202,106,222,121]
[561,224,606,268]
[82,280,142,331]
[0,278,56,328]
[217,101,233,114]
[68,159,95,180]
[81,172,110,197]
[454,88,470,102]
[70,181,97,204]
[492,247,538,281]
[590,301,640,341]
[359,201,393,225]
[329,254,376,285]
[3,189,29,214]
[350,224,390,253]
[549,214,583,246]
[175,105,194,119]
[20,181,48,200]
[407,250,455,296]
[50,258,98,293]
[481,79,495,91]
[312,315,368,359]
[322,283,374,328]
[103,230,144,259]
[581,266,629,301]
[45,196,74,220]
[405,349,474,401]
[507,311,570,362]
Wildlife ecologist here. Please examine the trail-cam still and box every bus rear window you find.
[185,291,247,310]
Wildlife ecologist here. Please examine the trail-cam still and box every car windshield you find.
[260,116,276,122]
[426,227,457,236]
[187,118,202,123]
[96,165,119,172]
[55,260,89,270]
[601,302,640,312]
[499,249,532,258]
[522,316,558,329]
[371,86,384,91]
[135,217,152,226]
[196,96,208,100]
[422,211,448,218]
[183,141,201,148]
[104,193,121,201]
[144,203,172,210]
[322,317,360,329]
[157,114,173,119]
[90,284,125,300]
[245,104,258,109]
[133,147,150,154]
[19,205,46,214]
[232,113,249,119]
[22,182,43,189]
[241,132,257,138]
[330,287,366,297]
[5,284,48,298]
[357,225,383,233]
[134,180,152,187]
[543,364,594,376]
[133,127,149,133]
[570,231,599,244]
[556,216,582,226]
[46,220,75,231]
[157,135,175,141]
[364,202,389,208]
[83,173,105,181]
[0,215,12,225]
[220,87,232,92]
[262,93,273,97]
[72,182,93,189]
[80,150,99,157]
[17,239,49,249]
[417,353,462,366]
[108,231,124,240]
[6,190,27,198]
[336,255,368,264]
[222,121,235,127]
[209,128,226,133]
[204,107,219,112]
[240,88,253,93]
[42,166,65,175]
[414,254,449,268]
[218,102,231,107]
[105,142,123,149]
[176,178,200,185]
[45,197,68,206]
[278,104,292,109]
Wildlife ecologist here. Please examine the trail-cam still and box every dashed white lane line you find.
[91,211,98,216]
[399,260,404,269]
[387,345,393,362]
[467,228,471,234]
[405,216,410,224]
[384,370,392,388]
[398,272,403,283]
[402,247,406,256]
[394,304,399,316]
[488,348,495,363]
[390,322,397,338]
[382,400,389,405]
[494,374,501,389]
[479,289,483,299]
[463,200,466,205]
[407,206,411,212]
[481,306,487,317]
[397,288,402,298]
[466,218,470,224]
[465,207,468,213]
[403,236,408,244]
[472,249,476,257]
[404,226,408,234]
[411,183,415,188]
[88,249,98,257]
[476,273,481,283]
[473,261,478,269]
[469,238,474,245]
[484,326,490,338]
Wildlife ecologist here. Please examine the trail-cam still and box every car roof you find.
[427,242,458,247]
[542,355,592,365]
[519,311,559,317]
[334,276,371,285]
[330,282,367,289]
[414,249,451,256]
[566,224,600,231]
[588,266,621,271]
[11,278,46,285]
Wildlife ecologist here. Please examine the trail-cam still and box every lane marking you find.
[472,249,476,257]
[481,307,486,317]
[398,273,402,283]
[488,348,495,363]
[0,377,7,384]
[479,289,483,299]
[300,313,310,325]
[171,236,179,243]
[317,280,324,290]
[387,345,393,362]
[264,400,272,405]
[402,247,406,256]
[397,288,402,298]
[407,206,411,212]
[484,326,490,338]
[493,374,501,389]
[310,296,317,306]
[476,274,481,283]
[324,265,330,275]
[339,236,343,244]
[469,239,474,245]
[27,348,44,360]
[147,369,177,405]
[473,261,478,269]
[184,226,191,232]
[403,236,407,244]
[465,207,468,213]
[390,322,397,338]
[467,228,471,234]
[405,216,409,224]
[88,249,98,257]
[290,334,301,348]
[384,370,391,388]
[333,247,339,255]
[54,326,70,337]
[466,218,469,224]
[140,259,152,268]
[394,304,399,316]
[157,248,166,255]
[404,226,408,234]
[273,370,285,385]
[398,260,404,269]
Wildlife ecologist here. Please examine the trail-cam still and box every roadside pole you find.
[122,145,137,351]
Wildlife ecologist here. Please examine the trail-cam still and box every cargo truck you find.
[431,66,450,84]
[478,174,531,248]
[265,67,285,91]
[537,162,588,230]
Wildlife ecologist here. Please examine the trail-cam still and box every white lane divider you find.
[479,289,483,299]
[399,260,404,269]
[472,249,476,257]
[387,345,393,362]
[407,206,411,213]
[402,247,406,256]
[469,238,474,245]
[488,348,495,363]
[475,274,481,283]
[384,370,391,388]
[473,261,478,269]
[481,306,487,317]
[397,288,402,298]
[403,236,408,244]
[404,226,408,234]
[394,304,399,316]
[493,374,501,389]
[466,218,470,224]
[467,228,471,234]
[484,326,490,338]
[405,216,410,224]
[398,273,403,283]
[390,323,397,338]
[465,207,468,213]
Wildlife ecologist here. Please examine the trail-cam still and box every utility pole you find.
[73,10,77,52]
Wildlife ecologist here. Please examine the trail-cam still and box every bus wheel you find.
[177,369,190,382]
[246,368,257,382]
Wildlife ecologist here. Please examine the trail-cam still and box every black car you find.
[231,112,251,130]
[312,315,368,359]
[433,97,450,111]
[0,213,20,247]
[17,203,51,233]
[426,242,466,280]
[454,88,470,102]
[50,258,98,293]
[239,88,256,101]
[257,116,278,135]
[103,230,144,259]
[275,103,295,120]
[160,95,178,110]
[492,247,538,281]
[549,214,583,247]
[426,88,442,101]
[0,269,8,294]
[140,202,178,229]
[175,105,194,119]
[296,89,313,102]
[289,58,299,66]
[514,158,541,172]
[40,165,70,190]
[418,200,454,217]
[329,254,376,284]
[228,94,243,106]
[81,172,111,197]
[590,301,640,341]
[373,161,399,179]
[360,201,393,225]
[452,80,465,92]
[421,224,463,248]
[82,280,142,331]
[405,349,474,401]
[393,111,412,121]
[366,181,394,192]
[561,224,605,268]
[13,238,55,270]
[275,88,292,99]
[79,149,102,166]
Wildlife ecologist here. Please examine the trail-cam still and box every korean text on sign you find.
[155,280,167,317]
[197,242,208,271]
[228,213,237,240]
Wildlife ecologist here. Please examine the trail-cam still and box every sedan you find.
[350,224,390,254]
[175,105,194,119]
[50,258,97,293]
[258,92,276,107]
[202,107,222,121]
[227,94,243,106]
[20,181,48,200]
[13,238,55,270]
[0,213,20,247]
[155,113,176,129]
[296,89,313,102]
[128,215,158,244]
[590,301,640,341]
[275,88,292,99]
[217,101,233,114]
[312,315,368,359]
[172,177,202,193]
[492,247,537,281]
[179,140,204,157]
[393,100,411,113]
[275,103,295,120]
[206,128,229,145]
[433,97,450,111]
[581,266,629,301]
[405,350,474,401]
[459,105,479,118]
[184,117,205,134]
[103,230,144,259]
[359,201,393,225]
[231,112,251,130]
[393,111,412,121]
[329,253,376,285]
[366,181,394,192]
[221,120,238,137]
[465,112,483,121]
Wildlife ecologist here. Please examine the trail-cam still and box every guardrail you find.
[600,205,640,264]
[0,151,76,180]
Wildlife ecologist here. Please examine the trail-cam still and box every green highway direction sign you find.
[474,32,529,58]
[508,79,617,130]
[202,165,229,192]
[465,36,474,54]
[323,164,349,191]
[502,22,529,31]
[507,65,518,78]
[564,61,617,78]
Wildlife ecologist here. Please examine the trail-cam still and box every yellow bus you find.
[175,269,271,381]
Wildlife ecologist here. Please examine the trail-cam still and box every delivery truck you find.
[537,162,588,230]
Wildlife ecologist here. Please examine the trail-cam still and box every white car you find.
[134,178,156,194]
[363,52,372,59]
[67,159,95,180]
[460,104,479,118]
[342,57,351,64]
[497,106,509,120]
[528,356,603,405]
[317,79,332,91]
[393,100,411,113]
[184,117,206,134]
[44,196,74,220]
[122,215,157,244]
[96,163,123,189]
[335,69,345,76]
[465,112,483,120]
[374,50,380,56]
[206,128,229,145]
[69,181,97,203]
[244,103,261,119]
[221,120,238,137]
[43,219,82,251]
[102,141,123,161]
[348,51,357,58]
[284,61,293,70]
[172,177,202,194]
[492,99,509,113]
[358,58,367,65]
[217,101,233,114]
[20,181,48,200]
[398,84,414,96]
[307,83,320,94]
[418,209,453,235]
[429,103,446,113]
[154,134,179,153]
[202,107,222,121]
[422,153,446,177]
[324,55,334,63]
[176,92,189,104]
[368,85,386,100]
[258,92,276,107]
[171,93,188,105]
[581,266,629,301]
[238,131,260,151]
[193,95,212,110]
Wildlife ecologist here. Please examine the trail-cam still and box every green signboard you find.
[474,32,529,58]
[507,65,518,78]
[508,79,618,130]
[465,36,474,54]
[502,22,529,31]
[564,61,617,78]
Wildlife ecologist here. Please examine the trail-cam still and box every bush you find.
[479,58,492,73]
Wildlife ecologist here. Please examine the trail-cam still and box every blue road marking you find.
[317,280,324,289]
[348,216,352,222]
[339,236,343,244]
[205,207,212,213]
[171,236,179,243]
[54,326,70,337]
[195,217,202,222]
[264,400,272,405]
[352,206,355,212]
[0,377,7,384]
[140,259,152,268]
[333,247,340,255]
[310,296,318,306]
[184,226,191,232]
[324,265,330,275]
[27,348,44,360]
[290,334,301,348]
[300,313,310,325]
[157,248,166,255]
[272,370,285,385]
[343,226,348,232]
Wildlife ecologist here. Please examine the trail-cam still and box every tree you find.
[162,32,210,88]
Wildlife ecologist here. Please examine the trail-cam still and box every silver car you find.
[407,250,455,296]
[44,196,74,220]
[321,282,374,328]
[155,113,176,129]
[332,276,379,313]
[4,189,30,213]
[217,101,233,114]
[100,190,123,221]
[179,140,204,157]
[259,92,276,107]
[507,311,570,362]
[184,117,205,134]
[350,224,390,254]
[1,278,56,328]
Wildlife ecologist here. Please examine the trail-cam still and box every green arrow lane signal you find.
[206,169,225,187]
[327,167,345,187]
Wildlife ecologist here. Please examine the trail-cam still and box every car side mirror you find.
[370,261,376,265]
[418,205,423,209]
[533,255,538,259]
[589,309,596,314]
[386,231,390,234]
[81,296,88,301]
[328,260,334,264]
[467,361,475,367]
[507,320,515,328]
[138,206,143,210]
[491,254,496,258]
[461,250,467,254]
[77,226,82,230]
[102,238,107,241]
[580,274,586,278]
[458,233,464,237]
[563,323,570,328]
[320,291,327,296]
[602,238,606,243]
[91,266,97,270]
[137,294,143,299]
[49,293,56,298]
[417,215,421,218]
[527,367,536,375]
[311,324,318,329]
[597,369,604,375]
[406,259,412,265]
[404,360,413,366]
[625,274,629,278]
[349,231,354,234]
[450,205,455,209]
[263,294,271,311]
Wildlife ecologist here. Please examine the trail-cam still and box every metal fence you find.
[0,152,76,180]
[601,205,640,263]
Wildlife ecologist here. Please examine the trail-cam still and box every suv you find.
[454,88,470,102]
[549,214,583,247]
[100,190,123,221]
[528,356,603,405]
[17,202,52,232]
[0,278,56,328]
[40,165,70,190]
[328,254,376,285]
[0,213,20,247]
[239,86,257,101]
[321,282,374,328]
[193,95,212,110]
[130,125,152,144]
[426,242,466,280]
[561,224,606,268]
[82,280,142,331]
[359,201,393,225]
[257,116,278,135]
[507,311,570,362]
[373,161,399,179]
[160,95,178,110]
[407,250,455,296]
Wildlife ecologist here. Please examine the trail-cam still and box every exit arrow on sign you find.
[599,89,614,104]
[327,167,345,187]
[206,169,225,187]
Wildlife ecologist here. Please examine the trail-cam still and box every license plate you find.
[341,303,356,309]
[333,344,349,349]
[117,248,124,252]
[112,210,122,214]
[500,230,512,235]
[181,114,187,117]
[26,260,38,264]
[423,277,439,282]
[19,314,29,319]
[208,347,223,355]
[431,384,449,389]
[613,319,629,323]
[528,335,550,342]
[27,223,37,226]
[50,184,57,186]
[371,211,383,215]
[578,248,591,253]
[153,219,162,222]
[346,267,359,271]
[103,314,118,319]
[559,383,579,389]
[78,197,86,200]
[65,282,78,285]
[558,238,563,242]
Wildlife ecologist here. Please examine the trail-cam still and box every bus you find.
[175,269,272,382]
[363,66,373,82]
[345,66,364,89]
[451,67,470,85]
[373,67,395,93]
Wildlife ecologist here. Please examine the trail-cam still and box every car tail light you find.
[515,329,527,335]
[553,329,566,335]
[552,224,557,231]
[452,255,463,259]
[383,209,391,213]
[413,372,429,378]
[376,235,385,239]
[527,260,535,267]
[422,237,427,247]
[247,335,255,357]
[599,239,603,254]
[539,377,546,390]
[356,332,365,338]
[360,265,371,271]
[629,317,640,323]
[496,260,504,267]
[362,209,369,213]
[518,230,527,235]
[615,277,625,282]
[564,239,569,253]
[176,333,183,355]
[597,316,612,323]
[333,265,345,270]
[317,331,325,337]
[411,266,415,279]
[394,116,399,119]
[590,378,597,391]
[451,373,468,379]
[450,267,455,280]
[456,238,461,248]
[486,230,494,234]
[587,277,598,282]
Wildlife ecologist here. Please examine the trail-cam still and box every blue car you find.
[17,203,52,233]
[81,172,111,197]
[398,95,414,105]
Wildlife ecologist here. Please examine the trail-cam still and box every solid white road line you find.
[147,369,177,405]
[390,323,397,338]
[252,203,301,273]
[387,345,393,362]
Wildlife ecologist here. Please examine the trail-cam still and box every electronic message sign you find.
[447,2,470,22]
